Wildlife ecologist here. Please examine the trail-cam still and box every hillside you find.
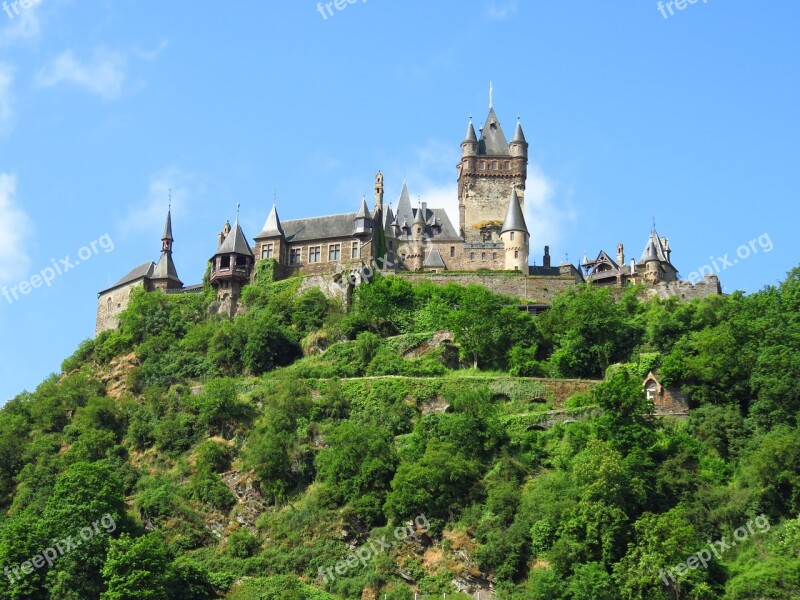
[1,270,800,599]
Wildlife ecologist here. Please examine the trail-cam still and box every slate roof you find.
[281,212,360,243]
[217,218,254,257]
[423,247,446,268]
[99,261,155,294]
[152,252,182,284]
[162,210,174,241]
[512,121,526,144]
[255,204,285,239]
[500,189,529,234]
[464,120,478,143]
[479,108,510,156]
[639,230,671,264]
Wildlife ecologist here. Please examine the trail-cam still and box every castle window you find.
[107,298,112,315]
[505,162,511,170]
[352,241,360,259]
[479,161,485,170]
[481,252,486,260]
[262,243,274,260]
[329,243,341,262]
[290,248,301,265]
[493,252,497,260]
[309,246,321,263]
[492,161,498,170]
[450,246,455,257]
[514,250,519,258]
[220,256,231,270]
[470,252,475,261]
[510,232,515,241]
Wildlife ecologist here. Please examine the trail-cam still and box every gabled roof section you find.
[500,189,528,234]
[217,218,254,257]
[479,108,510,156]
[255,204,285,240]
[423,247,446,269]
[99,262,155,295]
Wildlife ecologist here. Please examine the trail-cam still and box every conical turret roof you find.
[500,189,528,235]
[217,217,254,257]
[479,108,510,156]
[255,204,285,239]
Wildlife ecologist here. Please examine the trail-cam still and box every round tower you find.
[499,188,529,272]
[210,212,255,317]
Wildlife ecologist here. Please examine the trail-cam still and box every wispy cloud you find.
[36,48,127,100]
[485,1,518,21]
[0,64,14,136]
[121,168,205,237]
[134,39,169,62]
[0,174,32,285]
[523,165,577,259]
[0,0,43,46]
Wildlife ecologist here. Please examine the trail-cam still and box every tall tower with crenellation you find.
[458,88,528,245]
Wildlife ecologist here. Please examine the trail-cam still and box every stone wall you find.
[647,274,722,300]
[96,279,148,335]
[395,272,579,303]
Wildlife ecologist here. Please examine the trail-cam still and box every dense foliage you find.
[1,268,799,598]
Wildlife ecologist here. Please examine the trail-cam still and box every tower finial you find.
[489,81,493,109]
[237,203,241,219]
[168,188,172,211]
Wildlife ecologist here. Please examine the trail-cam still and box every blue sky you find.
[1,0,798,403]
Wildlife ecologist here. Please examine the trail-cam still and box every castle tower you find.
[254,204,287,265]
[458,94,528,243]
[151,209,183,291]
[499,188,529,271]
[210,212,255,316]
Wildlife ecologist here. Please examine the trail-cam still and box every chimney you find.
[543,246,551,269]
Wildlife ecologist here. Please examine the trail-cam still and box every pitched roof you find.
[414,205,427,225]
[479,108,510,156]
[500,189,529,234]
[639,230,670,264]
[99,261,155,294]
[281,212,359,242]
[395,181,413,224]
[355,197,370,220]
[217,218,254,257]
[152,251,182,285]
[254,204,285,239]
[423,247,446,268]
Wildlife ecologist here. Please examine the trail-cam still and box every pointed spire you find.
[256,204,285,239]
[162,208,174,242]
[218,213,254,257]
[355,195,370,219]
[479,106,510,156]
[414,204,426,226]
[500,188,528,235]
[464,118,478,143]
[512,119,526,144]
[396,180,413,224]
[489,81,493,109]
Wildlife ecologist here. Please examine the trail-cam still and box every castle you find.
[96,98,721,334]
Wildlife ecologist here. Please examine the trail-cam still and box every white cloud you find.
[0,64,13,136]
[0,174,32,285]
[122,168,204,237]
[523,165,577,260]
[0,0,43,46]
[36,48,127,100]
[485,1,518,21]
